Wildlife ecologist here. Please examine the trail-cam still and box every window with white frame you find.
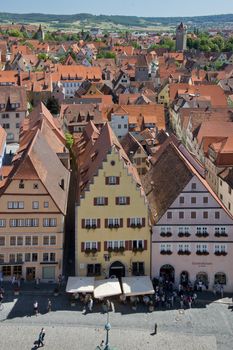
[130,218,142,225]
[196,244,208,252]
[160,243,172,252]
[96,197,106,205]
[133,240,144,249]
[178,243,190,252]
[108,176,117,184]
[8,201,24,209]
[84,241,97,250]
[214,244,226,253]
[215,227,220,234]
[43,218,57,227]
[0,219,6,227]
[221,227,226,234]
[32,201,39,209]
[178,227,184,233]
[197,227,208,233]
[184,227,189,233]
[108,218,120,226]
[85,218,97,227]
[118,196,127,205]
[107,240,125,248]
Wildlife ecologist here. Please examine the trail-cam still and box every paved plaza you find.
[0,287,233,349]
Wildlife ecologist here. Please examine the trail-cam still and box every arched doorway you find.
[180,271,189,286]
[214,272,226,285]
[160,264,175,283]
[196,272,208,287]
[109,261,125,279]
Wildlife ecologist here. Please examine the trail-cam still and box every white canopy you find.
[66,277,95,294]
[94,278,122,299]
[121,276,155,296]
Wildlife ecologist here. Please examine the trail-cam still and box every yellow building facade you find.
[75,123,151,279]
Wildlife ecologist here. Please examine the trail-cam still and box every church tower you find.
[176,22,187,52]
[36,24,45,41]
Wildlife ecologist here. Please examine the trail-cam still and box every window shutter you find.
[105,219,108,228]
[126,197,130,205]
[97,219,101,228]
[97,242,101,252]
[127,218,130,227]
[104,241,107,251]
[128,240,132,250]
[81,219,85,228]
[115,197,119,205]
[116,177,120,185]
[93,198,97,206]
[120,218,123,227]
[105,177,109,185]
[144,240,147,250]
[81,242,85,252]
[105,197,108,205]
[125,241,129,250]
[142,218,146,227]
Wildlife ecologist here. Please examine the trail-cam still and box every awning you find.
[121,276,155,296]
[66,277,95,294]
[94,278,121,299]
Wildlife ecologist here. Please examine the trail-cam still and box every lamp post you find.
[96,312,117,350]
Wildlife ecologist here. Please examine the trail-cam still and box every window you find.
[50,253,56,262]
[17,236,23,246]
[3,123,10,129]
[118,124,121,129]
[32,236,38,245]
[179,196,184,204]
[9,254,15,262]
[203,211,208,219]
[0,237,5,246]
[0,254,4,263]
[214,272,226,285]
[228,203,231,211]
[16,123,20,129]
[191,183,196,190]
[191,197,196,204]
[214,244,226,253]
[8,201,24,209]
[107,241,125,249]
[43,218,57,227]
[220,194,223,200]
[215,211,220,219]
[203,197,208,204]
[116,196,129,205]
[108,218,120,227]
[84,218,98,228]
[0,219,6,227]
[43,236,49,245]
[25,236,31,245]
[25,218,39,227]
[229,186,232,195]
[196,244,208,252]
[44,201,49,208]
[167,212,172,219]
[132,262,144,276]
[33,183,39,189]
[25,253,31,262]
[132,240,144,249]
[106,176,119,185]
[160,243,172,252]
[178,243,190,252]
[221,227,226,235]
[129,217,142,226]
[19,180,24,189]
[16,253,23,262]
[10,236,16,246]
[2,266,11,276]
[16,113,20,118]
[179,212,184,219]
[87,263,101,276]
[32,201,39,209]
[94,197,107,206]
[191,212,196,219]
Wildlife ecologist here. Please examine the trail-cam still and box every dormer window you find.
[19,180,24,189]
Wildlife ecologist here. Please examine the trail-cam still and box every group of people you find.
[33,299,52,316]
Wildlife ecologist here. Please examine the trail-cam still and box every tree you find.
[46,97,60,115]
[65,133,74,149]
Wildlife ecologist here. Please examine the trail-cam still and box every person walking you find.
[37,328,45,348]
[88,297,93,312]
[33,300,39,316]
[47,299,51,313]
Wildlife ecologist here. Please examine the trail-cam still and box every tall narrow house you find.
[75,122,151,278]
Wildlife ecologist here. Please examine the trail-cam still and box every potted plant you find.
[85,248,91,254]
[108,247,113,253]
[133,247,138,253]
[178,232,184,237]
[136,223,142,228]
[160,232,166,237]
[91,248,98,254]
[166,232,172,237]
[167,250,172,255]
[91,224,97,229]
[108,224,114,229]
[131,223,136,228]
[85,224,91,229]
[119,246,125,253]
[138,247,144,252]
[113,247,120,253]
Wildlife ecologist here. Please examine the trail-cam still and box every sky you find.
[1,0,233,17]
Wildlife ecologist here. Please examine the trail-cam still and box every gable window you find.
[203,211,208,219]
[44,201,49,208]
[0,237,5,246]
[191,183,196,190]
[179,196,184,204]
[116,196,130,205]
[215,212,220,219]
[0,219,6,227]
[179,212,184,219]
[167,212,172,219]
[191,197,196,204]
[32,201,39,209]
[94,197,108,206]
[8,201,24,209]
[105,176,119,185]
[43,218,57,227]
[191,212,196,219]
[203,197,208,204]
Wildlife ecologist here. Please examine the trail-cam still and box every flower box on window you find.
[108,224,114,229]
[178,232,184,237]
[108,247,113,253]
[91,248,97,254]
[130,223,136,228]
[184,232,191,237]
[119,246,125,253]
[91,224,97,229]
[85,224,91,229]
[85,248,91,254]
[136,223,142,228]
[114,224,120,228]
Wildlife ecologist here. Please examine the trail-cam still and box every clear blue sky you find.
[1,0,233,17]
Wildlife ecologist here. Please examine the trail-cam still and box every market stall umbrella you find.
[94,278,122,299]
[66,277,95,294]
[121,276,155,296]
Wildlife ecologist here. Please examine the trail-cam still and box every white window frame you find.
[84,241,97,250]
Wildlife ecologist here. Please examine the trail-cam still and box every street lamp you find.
[96,312,117,350]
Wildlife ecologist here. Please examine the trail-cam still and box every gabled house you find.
[74,122,151,278]
[142,139,233,292]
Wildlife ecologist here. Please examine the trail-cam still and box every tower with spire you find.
[36,24,45,41]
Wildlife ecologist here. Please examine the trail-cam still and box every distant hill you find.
[0,12,233,30]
